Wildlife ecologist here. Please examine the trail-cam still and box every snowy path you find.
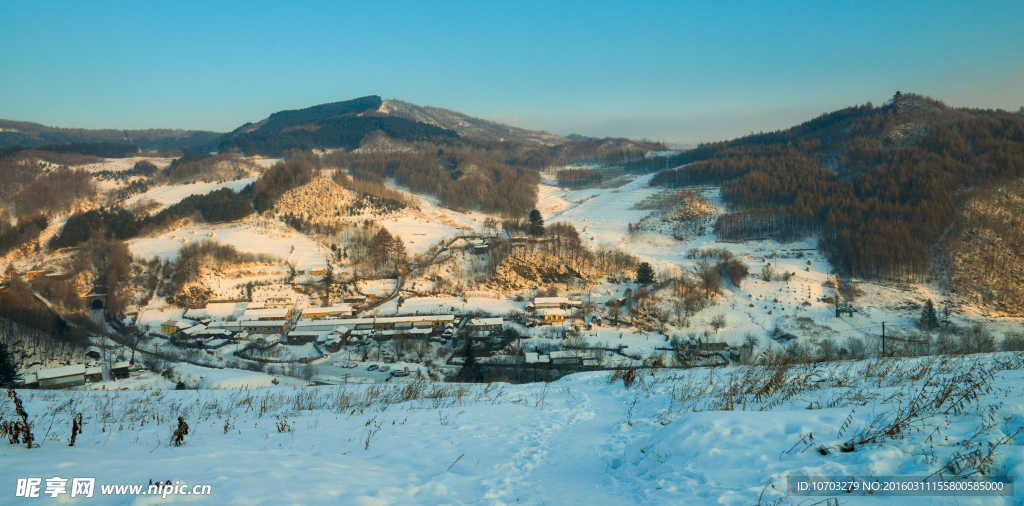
[483,385,636,504]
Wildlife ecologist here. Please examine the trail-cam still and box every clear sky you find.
[1,0,1022,145]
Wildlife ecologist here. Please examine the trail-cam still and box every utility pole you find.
[881,322,886,357]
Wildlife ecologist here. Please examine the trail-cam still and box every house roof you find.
[524,352,550,363]
[548,351,577,359]
[291,330,332,338]
[240,320,288,326]
[238,308,290,320]
[539,308,566,316]
[36,364,86,380]
[208,321,245,332]
[112,361,130,369]
[255,333,285,343]
[300,305,352,316]
[181,324,208,336]
[374,315,454,324]
[468,317,504,326]
[160,319,195,329]
[534,297,570,304]
[378,328,432,336]
[292,319,346,332]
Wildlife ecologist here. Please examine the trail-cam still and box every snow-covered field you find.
[128,215,326,268]
[3,354,1022,505]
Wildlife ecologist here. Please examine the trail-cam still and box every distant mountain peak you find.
[380,99,566,146]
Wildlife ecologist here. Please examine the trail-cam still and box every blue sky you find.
[1,0,1022,144]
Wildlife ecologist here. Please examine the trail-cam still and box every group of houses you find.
[20,361,131,389]
[157,296,508,354]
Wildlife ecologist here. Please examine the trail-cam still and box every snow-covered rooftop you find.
[35,364,86,380]
[239,308,290,320]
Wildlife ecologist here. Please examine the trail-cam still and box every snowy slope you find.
[2,355,1022,505]
[128,215,326,267]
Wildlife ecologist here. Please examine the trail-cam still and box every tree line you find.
[324,149,540,217]
[48,187,253,250]
[556,168,604,187]
[649,94,1024,280]
[0,142,139,160]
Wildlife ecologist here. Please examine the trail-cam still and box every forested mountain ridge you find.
[212,96,460,156]
[642,93,1024,297]
[0,118,222,151]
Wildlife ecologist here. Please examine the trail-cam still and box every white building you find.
[36,364,87,389]
[238,308,291,321]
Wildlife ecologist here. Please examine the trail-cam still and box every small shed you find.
[111,361,131,380]
[342,295,367,306]
[25,270,51,279]
[84,346,103,360]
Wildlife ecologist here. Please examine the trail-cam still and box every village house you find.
[375,328,433,341]
[35,364,87,389]
[262,297,294,308]
[254,333,285,347]
[111,361,131,380]
[241,320,290,334]
[207,321,246,334]
[342,295,367,306]
[370,315,454,332]
[84,346,102,360]
[530,297,570,310]
[316,330,348,352]
[160,319,195,335]
[238,307,291,321]
[287,331,322,344]
[524,352,551,365]
[680,338,730,355]
[539,308,566,323]
[25,269,51,279]
[466,317,505,333]
[300,304,354,320]
[288,320,350,344]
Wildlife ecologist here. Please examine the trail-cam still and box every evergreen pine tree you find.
[0,344,22,388]
[635,262,655,287]
[528,209,545,237]
[920,299,939,330]
[321,267,334,306]
[459,338,483,383]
